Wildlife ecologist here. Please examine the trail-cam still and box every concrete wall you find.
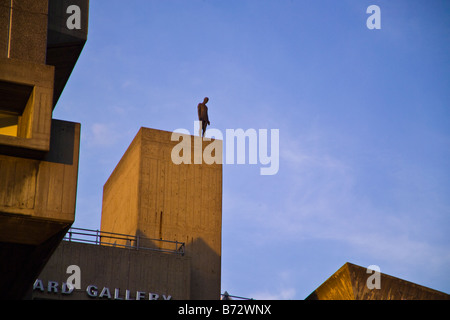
[0,0,87,299]
[101,128,141,239]
[0,120,80,231]
[101,128,222,300]
[33,241,190,300]
[0,58,55,154]
[0,119,81,299]
[0,0,49,63]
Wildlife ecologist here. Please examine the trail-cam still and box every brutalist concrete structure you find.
[0,0,88,299]
[100,128,223,300]
[306,262,450,300]
[32,127,222,300]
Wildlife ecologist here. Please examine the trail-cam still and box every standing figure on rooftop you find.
[197,97,210,138]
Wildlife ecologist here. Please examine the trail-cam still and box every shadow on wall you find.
[136,229,221,300]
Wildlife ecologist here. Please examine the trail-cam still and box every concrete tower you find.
[101,128,223,300]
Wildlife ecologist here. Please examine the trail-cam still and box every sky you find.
[53,0,450,299]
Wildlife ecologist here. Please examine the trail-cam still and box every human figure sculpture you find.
[197,97,210,137]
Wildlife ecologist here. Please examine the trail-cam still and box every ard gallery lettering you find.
[33,279,172,300]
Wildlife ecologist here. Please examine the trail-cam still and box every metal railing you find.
[63,227,185,255]
[221,291,253,300]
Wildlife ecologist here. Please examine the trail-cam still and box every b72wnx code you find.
[223,304,271,315]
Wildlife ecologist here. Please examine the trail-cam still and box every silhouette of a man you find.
[197,97,210,137]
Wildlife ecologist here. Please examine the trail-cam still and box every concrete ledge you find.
[0,119,80,229]
[0,58,54,155]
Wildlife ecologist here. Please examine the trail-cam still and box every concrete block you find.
[0,119,81,245]
[101,127,223,300]
[306,262,450,300]
[0,58,54,155]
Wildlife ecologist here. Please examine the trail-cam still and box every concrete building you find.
[32,235,190,300]
[101,128,222,300]
[32,128,223,300]
[306,262,449,300]
[0,0,88,299]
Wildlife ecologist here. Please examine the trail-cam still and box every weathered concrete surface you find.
[306,262,450,300]
[33,241,190,300]
[47,0,89,108]
[0,58,54,154]
[0,120,80,299]
[0,0,88,299]
[0,120,80,225]
[2,0,49,64]
[101,127,223,300]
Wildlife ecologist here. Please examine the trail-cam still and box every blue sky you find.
[53,0,450,299]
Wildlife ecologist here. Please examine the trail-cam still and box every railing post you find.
[136,235,140,250]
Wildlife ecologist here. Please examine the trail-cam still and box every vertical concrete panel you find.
[0,156,37,211]
[155,159,164,237]
[193,165,202,230]
[39,91,51,136]
[62,164,76,214]
[46,162,64,212]
[178,164,187,228]
[187,161,195,235]
[23,162,37,209]
[204,168,213,230]
[170,163,179,228]
[34,164,50,215]
[0,2,10,58]
[164,160,172,229]
[9,0,48,64]
[101,132,141,239]
[142,158,158,238]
